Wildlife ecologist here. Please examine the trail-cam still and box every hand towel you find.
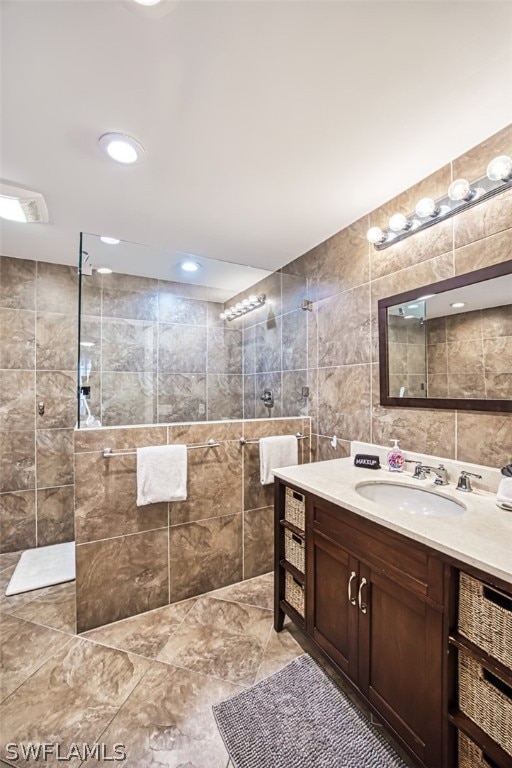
[137,444,187,506]
[259,435,298,486]
[497,477,512,511]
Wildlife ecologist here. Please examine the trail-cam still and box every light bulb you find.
[389,213,410,232]
[99,133,144,164]
[366,226,385,244]
[415,197,439,218]
[448,179,473,202]
[486,155,512,182]
[235,302,243,310]
[242,298,251,307]
[219,312,226,320]
[248,295,258,304]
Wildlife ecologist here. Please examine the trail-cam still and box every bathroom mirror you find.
[378,259,512,412]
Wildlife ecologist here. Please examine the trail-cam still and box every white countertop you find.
[274,458,512,586]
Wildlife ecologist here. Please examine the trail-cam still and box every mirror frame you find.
[378,259,512,412]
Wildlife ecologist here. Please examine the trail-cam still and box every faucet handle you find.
[456,470,482,493]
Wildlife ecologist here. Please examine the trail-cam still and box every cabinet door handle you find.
[347,571,357,606]
[358,577,368,614]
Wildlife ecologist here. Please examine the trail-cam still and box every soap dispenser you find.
[387,439,404,472]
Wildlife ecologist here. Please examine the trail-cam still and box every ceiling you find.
[1,0,511,274]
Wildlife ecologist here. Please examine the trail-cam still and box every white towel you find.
[136,444,187,506]
[497,477,512,511]
[259,435,298,486]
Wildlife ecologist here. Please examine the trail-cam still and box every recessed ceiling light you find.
[100,236,120,245]
[134,0,162,4]
[96,267,113,274]
[450,302,466,308]
[98,133,144,164]
[0,184,49,223]
[181,260,200,272]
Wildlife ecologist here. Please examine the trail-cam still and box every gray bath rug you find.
[213,654,408,768]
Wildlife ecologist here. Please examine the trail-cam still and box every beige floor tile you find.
[82,598,196,659]
[12,582,76,634]
[0,552,22,572]
[157,596,272,685]
[0,614,71,702]
[0,566,41,615]
[212,572,273,610]
[254,626,305,682]
[0,638,150,767]
[84,661,237,768]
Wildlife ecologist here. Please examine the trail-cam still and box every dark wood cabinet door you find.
[358,563,444,767]
[307,530,359,680]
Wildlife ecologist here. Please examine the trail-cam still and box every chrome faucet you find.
[412,463,449,485]
[456,470,482,493]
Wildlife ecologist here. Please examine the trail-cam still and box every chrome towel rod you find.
[239,432,307,446]
[102,439,220,458]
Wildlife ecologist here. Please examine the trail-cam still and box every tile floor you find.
[0,551,414,768]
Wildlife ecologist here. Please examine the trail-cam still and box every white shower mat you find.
[5,541,75,596]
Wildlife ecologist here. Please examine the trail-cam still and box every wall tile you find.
[157,373,206,423]
[36,262,78,315]
[454,190,512,249]
[446,310,482,342]
[317,365,371,442]
[448,374,485,399]
[207,375,243,420]
[74,425,167,453]
[36,428,74,488]
[158,323,207,373]
[255,371,282,418]
[158,293,207,325]
[102,273,158,321]
[452,124,512,182]
[0,490,36,553]
[102,371,156,426]
[102,318,156,372]
[456,411,511,467]
[0,430,35,493]
[481,305,512,338]
[0,370,35,430]
[167,421,241,444]
[310,434,351,462]
[282,370,308,418]
[36,312,76,370]
[485,372,512,399]
[317,215,370,300]
[36,370,76,429]
[76,528,169,632]
[243,325,256,375]
[169,513,242,602]
[243,506,273,579]
[75,452,167,544]
[243,375,256,419]
[484,336,512,373]
[447,340,484,374]
[36,485,75,546]
[282,309,307,371]
[0,308,35,369]
[208,327,242,374]
[254,316,281,373]
[243,441,274,512]
[318,284,371,367]
[454,227,512,275]
[0,256,36,310]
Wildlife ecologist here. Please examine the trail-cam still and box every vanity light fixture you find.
[450,302,466,308]
[100,236,120,245]
[96,267,113,274]
[366,152,512,250]
[181,260,200,272]
[99,133,144,164]
[219,294,266,321]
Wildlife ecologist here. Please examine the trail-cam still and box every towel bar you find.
[101,439,220,458]
[239,432,307,446]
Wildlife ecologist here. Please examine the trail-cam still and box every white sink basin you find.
[355,481,466,517]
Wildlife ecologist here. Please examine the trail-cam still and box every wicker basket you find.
[284,487,305,531]
[458,731,494,768]
[459,572,512,669]
[285,571,305,618]
[458,652,512,756]
[284,528,305,574]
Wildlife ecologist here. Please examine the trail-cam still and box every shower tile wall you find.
[74,416,310,632]
[81,273,244,426]
[0,257,79,553]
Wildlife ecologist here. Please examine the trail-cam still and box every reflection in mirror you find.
[379,260,512,412]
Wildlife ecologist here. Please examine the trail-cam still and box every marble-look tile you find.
[167,421,242,443]
[388,343,408,375]
[157,596,272,685]
[446,310,482,342]
[318,284,371,367]
[0,308,35,369]
[254,371,282,418]
[481,304,512,338]
[75,452,167,544]
[454,189,512,249]
[158,293,208,325]
[406,345,426,375]
[82,598,196,659]
[12,582,76,634]
[427,374,448,398]
[79,269,103,317]
[427,344,447,374]
[448,374,485,399]
[0,490,36,554]
[388,373,408,397]
[485,372,512,399]
[76,529,169,632]
[0,551,21,572]
[36,485,75,546]
[36,311,76,370]
[170,442,242,525]
[243,374,256,419]
[207,374,243,420]
[243,442,274,512]
[36,428,74,488]
[0,614,71,701]
[307,302,318,369]
[0,370,35,431]
[0,430,35,493]
[426,316,447,345]
[207,300,227,328]
[169,515,242,602]
[74,425,166,453]
[243,417,304,440]
[79,315,101,370]
[255,626,305,682]
[102,318,156,372]
[454,227,512,275]
[208,327,243,374]
[158,322,207,374]
[36,261,78,315]
[310,434,351,462]
[102,273,158,321]
[0,255,36,310]
[405,375,426,398]
[280,264,308,315]
[36,370,76,429]
[452,124,512,181]
[102,371,156,426]
[317,365,371,443]
[0,638,149,764]
[243,506,273,579]
[317,215,370,300]
[282,309,307,370]
[484,336,512,373]
[447,340,484,374]
[254,315,281,373]
[157,373,206,422]
[243,325,256,374]
[88,661,235,768]
[456,411,512,467]
[213,572,273,610]
[282,370,308,417]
